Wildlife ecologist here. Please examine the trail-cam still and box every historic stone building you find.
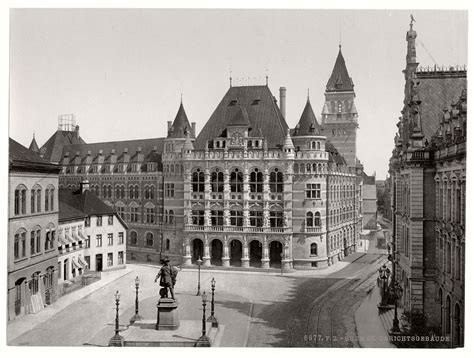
[8,138,61,321]
[37,47,371,269]
[389,21,466,346]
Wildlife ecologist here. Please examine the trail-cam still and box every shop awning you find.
[65,232,75,244]
[78,256,88,268]
[72,231,81,242]
[78,231,88,242]
[71,258,80,270]
[58,232,69,246]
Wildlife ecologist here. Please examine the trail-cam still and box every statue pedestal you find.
[156,298,179,331]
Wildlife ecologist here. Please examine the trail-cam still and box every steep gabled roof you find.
[326,140,346,165]
[293,99,321,136]
[9,138,60,173]
[168,102,194,139]
[414,71,466,139]
[59,189,128,228]
[195,85,289,149]
[326,47,354,92]
[40,130,86,163]
[29,135,39,153]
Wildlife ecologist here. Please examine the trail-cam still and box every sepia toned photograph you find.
[6,6,468,349]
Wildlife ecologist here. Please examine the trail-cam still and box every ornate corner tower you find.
[320,46,358,168]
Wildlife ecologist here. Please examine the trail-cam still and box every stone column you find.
[223,169,230,226]
[242,238,250,268]
[243,169,250,227]
[282,239,291,270]
[261,237,270,269]
[203,236,211,266]
[222,237,230,267]
[204,170,211,227]
[183,237,192,265]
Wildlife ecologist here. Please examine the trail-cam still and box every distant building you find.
[389,21,466,346]
[8,138,60,321]
[361,171,377,229]
[59,181,128,273]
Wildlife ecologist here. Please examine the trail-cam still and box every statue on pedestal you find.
[155,258,178,300]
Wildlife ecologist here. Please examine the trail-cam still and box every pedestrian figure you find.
[154,257,178,300]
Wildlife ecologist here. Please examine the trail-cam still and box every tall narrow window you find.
[211,169,224,192]
[310,243,318,255]
[230,210,243,226]
[211,210,224,226]
[45,189,49,212]
[270,210,283,227]
[230,169,243,193]
[306,212,314,227]
[249,210,263,227]
[192,169,205,192]
[314,212,321,226]
[31,189,36,214]
[192,210,205,226]
[250,168,263,193]
[270,168,284,193]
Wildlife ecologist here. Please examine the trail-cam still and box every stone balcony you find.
[184,224,290,234]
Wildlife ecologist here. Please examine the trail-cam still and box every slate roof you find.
[60,138,165,170]
[228,106,251,127]
[9,138,60,173]
[415,71,467,139]
[168,102,194,139]
[29,136,40,153]
[293,99,321,136]
[326,47,354,92]
[326,141,346,165]
[40,130,86,163]
[59,188,128,228]
[194,85,289,149]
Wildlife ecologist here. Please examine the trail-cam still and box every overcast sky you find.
[9,9,467,179]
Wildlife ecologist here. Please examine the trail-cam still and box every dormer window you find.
[229,99,238,106]
[251,99,261,105]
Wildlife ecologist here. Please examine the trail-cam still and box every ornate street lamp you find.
[195,291,211,347]
[108,290,124,346]
[391,281,403,333]
[130,276,143,324]
[207,277,218,327]
[196,257,203,296]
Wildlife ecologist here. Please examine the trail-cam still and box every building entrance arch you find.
[192,238,204,263]
[211,239,223,266]
[230,240,242,267]
[249,240,262,267]
[269,241,283,268]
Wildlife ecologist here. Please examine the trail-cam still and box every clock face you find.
[231,132,244,146]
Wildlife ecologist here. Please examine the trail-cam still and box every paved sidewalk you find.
[7,266,133,343]
[354,285,396,348]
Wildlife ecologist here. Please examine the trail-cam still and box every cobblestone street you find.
[8,250,387,347]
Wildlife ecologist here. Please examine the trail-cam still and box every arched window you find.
[134,185,139,199]
[230,168,243,193]
[29,272,40,295]
[300,163,305,174]
[270,168,283,193]
[317,142,321,150]
[130,231,138,245]
[116,185,121,199]
[146,232,154,246]
[149,185,155,200]
[192,168,205,192]
[293,164,299,174]
[312,163,317,172]
[31,186,42,214]
[211,169,224,192]
[108,185,112,199]
[311,141,316,149]
[306,163,311,173]
[446,295,452,335]
[169,210,174,224]
[129,185,134,199]
[30,228,41,255]
[120,185,125,199]
[14,228,27,259]
[310,243,318,255]
[250,168,263,193]
[306,212,314,227]
[14,185,27,215]
[165,239,171,251]
[314,212,321,226]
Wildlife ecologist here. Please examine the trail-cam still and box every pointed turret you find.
[293,99,321,136]
[29,133,40,153]
[168,101,194,139]
[326,46,354,92]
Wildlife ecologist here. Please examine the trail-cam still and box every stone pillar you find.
[204,170,211,227]
[242,238,250,268]
[203,236,211,266]
[223,169,230,226]
[282,238,291,269]
[261,237,270,269]
[222,237,230,267]
[183,237,192,265]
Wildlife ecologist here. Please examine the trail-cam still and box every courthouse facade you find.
[389,22,466,346]
[38,47,374,269]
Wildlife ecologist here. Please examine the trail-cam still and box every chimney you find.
[191,122,196,136]
[167,121,172,131]
[279,87,286,119]
[80,179,90,193]
[75,125,80,139]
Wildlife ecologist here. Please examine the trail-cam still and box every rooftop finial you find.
[229,67,232,87]
[410,14,416,29]
[307,88,310,102]
[180,93,183,104]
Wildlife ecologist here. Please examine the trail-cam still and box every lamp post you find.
[378,264,390,310]
[207,277,218,327]
[196,257,203,296]
[130,276,143,324]
[195,290,211,347]
[391,281,403,334]
[108,290,124,346]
